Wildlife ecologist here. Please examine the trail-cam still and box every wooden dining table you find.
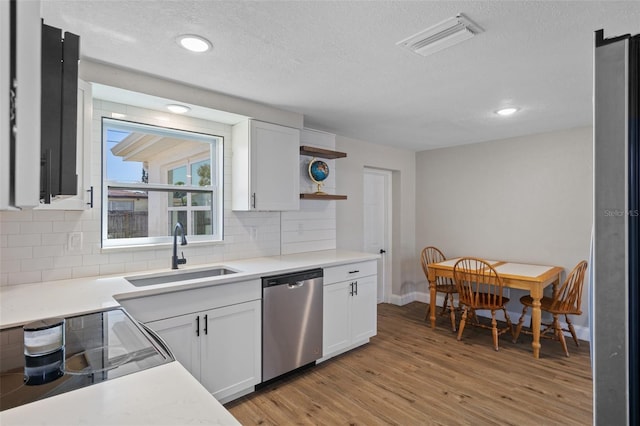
[426,258,564,358]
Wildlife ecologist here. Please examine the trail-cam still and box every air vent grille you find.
[397,13,483,57]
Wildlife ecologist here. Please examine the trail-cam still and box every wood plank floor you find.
[226,302,592,425]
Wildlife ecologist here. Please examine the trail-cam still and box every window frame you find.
[101,118,223,248]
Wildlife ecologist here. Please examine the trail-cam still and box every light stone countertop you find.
[0,249,379,425]
[0,362,241,426]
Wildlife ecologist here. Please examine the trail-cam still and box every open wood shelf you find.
[300,193,348,200]
[300,146,347,159]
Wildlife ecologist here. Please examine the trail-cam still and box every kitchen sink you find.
[126,267,237,287]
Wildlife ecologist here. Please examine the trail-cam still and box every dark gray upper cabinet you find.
[40,22,79,203]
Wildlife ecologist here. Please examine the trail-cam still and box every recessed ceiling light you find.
[496,107,519,116]
[166,104,191,114]
[177,34,212,53]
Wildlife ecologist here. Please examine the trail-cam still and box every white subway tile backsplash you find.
[8,271,42,285]
[33,245,64,259]
[132,251,157,262]
[0,210,33,222]
[0,222,21,235]
[2,247,33,260]
[281,239,336,255]
[8,234,41,247]
[19,221,53,235]
[33,210,66,221]
[52,254,83,268]
[99,263,126,276]
[42,268,72,282]
[81,254,109,266]
[21,257,53,271]
[42,233,69,246]
[72,265,101,279]
[124,262,152,273]
[51,221,83,233]
[1,259,21,273]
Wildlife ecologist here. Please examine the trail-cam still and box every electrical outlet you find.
[68,232,83,252]
[249,227,258,241]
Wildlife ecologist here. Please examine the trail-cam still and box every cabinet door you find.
[350,275,378,344]
[323,281,351,357]
[146,314,201,381]
[35,80,92,210]
[251,120,300,211]
[200,300,261,402]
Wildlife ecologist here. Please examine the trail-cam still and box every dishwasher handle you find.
[288,281,305,289]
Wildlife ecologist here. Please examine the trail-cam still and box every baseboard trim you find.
[387,291,591,343]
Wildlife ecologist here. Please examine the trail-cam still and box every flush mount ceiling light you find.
[177,34,212,53]
[166,104,191,114]
[496,107,519,116]
[396,13,483,57]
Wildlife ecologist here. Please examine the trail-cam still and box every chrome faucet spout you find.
[171,222,187,269]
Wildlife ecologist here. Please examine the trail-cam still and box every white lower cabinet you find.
[322,261,377,360]
[147,299,261,403]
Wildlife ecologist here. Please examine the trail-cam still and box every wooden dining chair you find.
[420,246,458,331]
[513,260,588,357]
[453,257,514,351]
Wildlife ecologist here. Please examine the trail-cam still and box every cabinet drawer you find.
[323,260,377,284]
[118,279,261,323]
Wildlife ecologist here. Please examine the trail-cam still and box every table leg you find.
[427,269,437,329]
[530,286,543,359]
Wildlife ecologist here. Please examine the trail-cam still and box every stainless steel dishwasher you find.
[262,268,323,382]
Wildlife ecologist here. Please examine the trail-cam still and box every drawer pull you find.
[348,270,360,274]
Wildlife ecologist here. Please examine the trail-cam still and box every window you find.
[102,118,223,247]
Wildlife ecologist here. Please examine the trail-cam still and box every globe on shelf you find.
[308,158,329,194]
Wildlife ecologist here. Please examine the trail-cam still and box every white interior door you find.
[363,168,392,303]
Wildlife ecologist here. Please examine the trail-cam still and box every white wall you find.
[415,126,593,335]
[335,135,416,299]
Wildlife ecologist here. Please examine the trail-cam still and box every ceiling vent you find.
[396,13,483,57]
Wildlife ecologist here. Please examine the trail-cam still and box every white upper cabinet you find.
[231,119,300,211]
[1,0,41,210]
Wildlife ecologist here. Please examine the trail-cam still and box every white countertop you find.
[0,363,240,426]
[0,249,378,328]
[0,249,378,425]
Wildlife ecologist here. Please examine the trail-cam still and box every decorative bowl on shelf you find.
[308,158,329,194]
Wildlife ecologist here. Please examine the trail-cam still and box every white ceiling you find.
[42,1,640,151]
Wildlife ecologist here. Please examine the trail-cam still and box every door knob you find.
[379,249,386,254]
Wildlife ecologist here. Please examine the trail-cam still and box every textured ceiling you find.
[42,1,640,151]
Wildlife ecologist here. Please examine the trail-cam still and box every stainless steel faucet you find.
[172,221,187,269]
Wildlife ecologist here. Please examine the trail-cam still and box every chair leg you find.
[503,307,515,340]
[565,315,580,347]
[424,302,430,321]
[513,305,529,343]
[491,310,499,351]
[441,293,449,316]
[449,301,457,333]
[554,314,569,357]
[457,307,468,341]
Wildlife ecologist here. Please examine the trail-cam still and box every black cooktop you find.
[0,308,173,411]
